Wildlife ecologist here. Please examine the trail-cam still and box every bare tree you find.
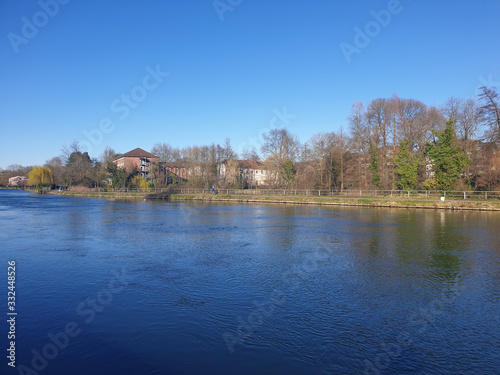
[333,126,348,191]
[396,98,430,152]
[309,132,335,188]
[100,146,117,164]
[222,138,237,160]
[442,97,482,141]
[261,128,300,187]
[151,143,174,163]
[242,146,260,162]
[60,140,82,164]
[441,97,462,123]
[347,102,368,189]
[44,157,66,186]
[366,98,391,188]
[478,86,500,142]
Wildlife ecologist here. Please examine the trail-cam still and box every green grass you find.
[357,199,373,204]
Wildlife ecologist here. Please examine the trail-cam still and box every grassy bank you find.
[51,190,500,211]
[168,194,500,211]
[56,191,146,199]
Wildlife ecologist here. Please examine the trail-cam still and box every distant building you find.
[240,160,269,186]
[219,160,270,187]
[161,162,191,184]
[425,159,435,178]
[8,176,28,186]
[113,148,159,181]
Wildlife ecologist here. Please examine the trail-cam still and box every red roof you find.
[239,160,262,169]
[117,148,158,159]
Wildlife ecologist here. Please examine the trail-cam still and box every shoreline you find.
[50,191,500,211]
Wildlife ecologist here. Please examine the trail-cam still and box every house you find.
[161,162,191,184]
[240,160,269,186]
[113,148,159,181]
[8,176,28,186]
[219,160,270,187]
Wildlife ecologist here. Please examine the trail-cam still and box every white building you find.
[219,160,270,186]
[8,176,28,186]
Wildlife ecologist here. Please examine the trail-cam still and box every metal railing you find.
[90,188,500,200]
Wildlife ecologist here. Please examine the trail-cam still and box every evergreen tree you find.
[281,159,296,188]
[425,118,471,191]
[394,141,421,190]
[106,162,135,189]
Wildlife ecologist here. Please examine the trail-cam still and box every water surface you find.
[0,190,499,374]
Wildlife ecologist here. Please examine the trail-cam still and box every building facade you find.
[113,148,159,181]
[219,160,270,187]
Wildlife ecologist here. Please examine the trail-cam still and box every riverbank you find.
[54,191,500,211]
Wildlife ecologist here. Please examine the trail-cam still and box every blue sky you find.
[1,0,499,168]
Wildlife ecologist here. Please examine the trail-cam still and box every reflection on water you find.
[0,190,499,375]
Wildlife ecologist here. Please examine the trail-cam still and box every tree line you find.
[2,86,499,191]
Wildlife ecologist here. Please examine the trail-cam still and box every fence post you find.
[408,191,410,198]
[464,191,466,200]
[359,190,362,197]
[485,192,487,200]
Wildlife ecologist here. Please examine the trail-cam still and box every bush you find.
[422,178,438,190]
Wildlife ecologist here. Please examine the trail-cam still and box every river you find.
[0,189,499,374]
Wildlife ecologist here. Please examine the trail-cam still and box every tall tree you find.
[478,86,500,142]
[309,132,335,188]
[397,98,430,152]
[106,162,135,189]
[66,151,93,186]
[394,141,421,190]
[347,102,368,189]
[281,159,296,189]
[44,157,65,186]
[425,118,471,191]
[332,126,348,191]
[261,128,300,187]
[28,166,54,188]
[242,146,260,162]
[151,143,174,163]
[100,146,117,164]
[442,97,482,141]
[366,98,391,188]
[368,142,382,189]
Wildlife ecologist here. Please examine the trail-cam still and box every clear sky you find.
[1,0,499,168]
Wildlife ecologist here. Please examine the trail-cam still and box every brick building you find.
[113,148,159,181]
